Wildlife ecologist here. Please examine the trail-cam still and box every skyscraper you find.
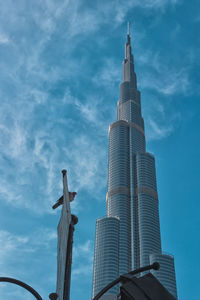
[92,25,178,299]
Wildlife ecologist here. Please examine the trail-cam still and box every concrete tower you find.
[92,25,178,299]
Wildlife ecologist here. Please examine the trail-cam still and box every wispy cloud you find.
[0,0,196,299]
[72,240,93,277]
[0,119,61,212]
[0,0,184,218]
[0,230,29,263]
[135,0,179,8]
[137,50,190,95]
[63,134,107,193]
[0,286,34,300]
[146,118,173,140]
[94,0,180,24]
[93,58,121,88]
[143,97,181,141]
[0,82,109,213]
[0,33,10,44]
[0,228,57,299]
[0,228,57,271]
[72,264,93,276]
[142,68,189,95]
[73,240,93,259]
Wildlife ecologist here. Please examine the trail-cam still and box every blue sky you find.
[0,0,199,299]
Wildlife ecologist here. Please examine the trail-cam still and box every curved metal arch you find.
[93,262,160,300]
[0,277,42,300]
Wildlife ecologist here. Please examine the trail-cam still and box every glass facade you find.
[92,29,178,299]
[150,254,178,299]
[92,217,120,298]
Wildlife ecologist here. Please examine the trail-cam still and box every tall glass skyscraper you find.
[92,26,178,299]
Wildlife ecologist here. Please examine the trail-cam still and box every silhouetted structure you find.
[92,262,176,300]
[53,170,78,300]
[120,273,177,300]
[0,277,43,300]
[93,262,160,300]
[52,192,77,210]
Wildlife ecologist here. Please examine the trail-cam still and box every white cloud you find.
[21,0,180,40]
[0,228,57,299]
[72,239,93,278]
[0,0,190,299]
[138,50,190,95]
[0,33,10,44]
[72,264,93,276]
[0,87,108,213]
[136,0,179,8]
[93,58,121,88]
[104,0,180,23]
[74,96,109,131]
[0,179,24,207]
[8,124,28,159]
[31,89,48,104]
[147,118,173,140]
[75,100,99,125]
[0,228,57,269]
[80,240,92,252]
[0,230,29,262]
[0,286,34,300]
[144,97,181,141]
[0,0,183,218]
[74,240,93,258]
[142,68,189,95]
[0,79,109,213]
[0,120,59,211]
[63,134,107,194]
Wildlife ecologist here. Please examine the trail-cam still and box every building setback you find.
[92,26,178,299]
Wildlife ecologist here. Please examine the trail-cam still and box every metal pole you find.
[63,214,78,300]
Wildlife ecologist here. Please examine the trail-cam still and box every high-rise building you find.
[92,25,178,299]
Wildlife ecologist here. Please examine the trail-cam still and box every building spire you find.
[122,21,137,85]
[127,21,131,44]
[127,21,130,36]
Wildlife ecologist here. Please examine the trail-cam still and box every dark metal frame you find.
[0,277,43,300]
[92,262,160,300]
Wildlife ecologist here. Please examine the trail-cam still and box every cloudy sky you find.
[0,0,199,299]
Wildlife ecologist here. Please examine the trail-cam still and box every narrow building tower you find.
[92,25,178,299]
